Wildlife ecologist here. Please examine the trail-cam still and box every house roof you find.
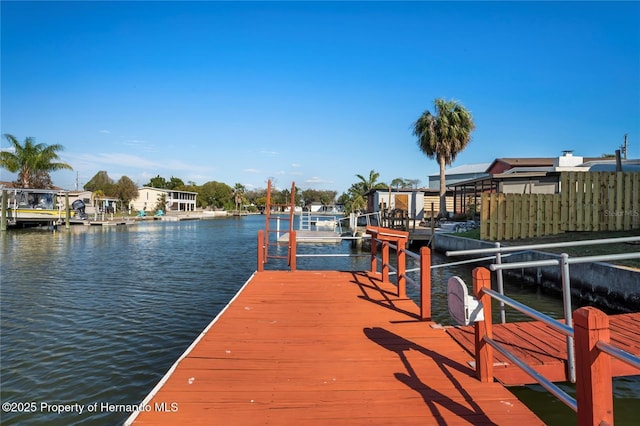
[0,181,64,190]
[488,158,557,169]
[448,171,559,188]
[139,186,198,194]
[364,188,425,196]
[488,156,603,171]
[428,163,491,178]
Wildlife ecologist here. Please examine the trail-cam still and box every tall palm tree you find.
[232,183,246,212]
[354,169,387,194]
[1,134,72,188]
[92,189,105,213]
[413,99,475,216]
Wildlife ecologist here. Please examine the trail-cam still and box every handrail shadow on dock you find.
[348,271,422,320]
[364,326,498,426]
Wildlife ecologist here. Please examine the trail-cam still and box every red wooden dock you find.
[128,271,543,425]
[446,312,640,386]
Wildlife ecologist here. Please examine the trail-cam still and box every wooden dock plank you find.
[129,271,543,425]
[447,312,640,385]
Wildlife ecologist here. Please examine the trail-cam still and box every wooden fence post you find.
[574,307,613,426]
[420,246,431,320]
[473,267,493,383]
[289,230,297,272]
[257,230,264,272]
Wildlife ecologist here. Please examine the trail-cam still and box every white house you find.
[129,187,197,213]
[365,188,454,220]
[64,190,119,214]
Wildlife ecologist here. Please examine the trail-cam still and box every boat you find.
[0,187,81,228]
[314,219,337,230]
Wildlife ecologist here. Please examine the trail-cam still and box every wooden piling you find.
[473,267,494,383]
[574,306,613,426]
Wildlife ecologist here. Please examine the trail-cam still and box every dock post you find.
[473,267,493,383]
[381,241,389,283]
[420,246,431,320]
[289,230,297,272]
[65,192,70,229]
[1,189,7,231]
[574,307,613,426]
[430,202,435,249]
[257,230,265,271]
[397,237,406,298]
[370,236,378,275]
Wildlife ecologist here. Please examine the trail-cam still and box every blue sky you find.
[1,1,638,194]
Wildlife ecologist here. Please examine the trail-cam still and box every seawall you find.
[434,233,640,312]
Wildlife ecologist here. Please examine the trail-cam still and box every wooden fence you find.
[481,172,640,240]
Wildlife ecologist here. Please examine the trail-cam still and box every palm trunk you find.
[439,155,447,217]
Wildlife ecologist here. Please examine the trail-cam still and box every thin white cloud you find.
[305,177,334,184]
[291,163,301,168]
[244,168,261,173]
[99,129,111,134]
[260,149,279,156]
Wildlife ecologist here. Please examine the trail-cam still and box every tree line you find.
[2,97,477,215]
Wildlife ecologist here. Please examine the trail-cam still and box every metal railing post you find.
[420,246,431,320]
[561,252,576,383]
[494,242,506,323]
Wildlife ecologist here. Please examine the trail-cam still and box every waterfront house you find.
[365,188,454,221]
[129,187,197,213]
[450,151,639,216]
[65,191,120,215]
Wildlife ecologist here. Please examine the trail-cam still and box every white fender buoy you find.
[447,276,484,326]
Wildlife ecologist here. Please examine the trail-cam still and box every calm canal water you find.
[1,215,638,425]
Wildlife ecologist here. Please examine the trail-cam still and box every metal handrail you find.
[480,246,640,382]
[484,336,578,412]
[478,281,640,418]
[445,236,640,257]
[483,288,573,336]
[596,341,640,370]
[490,252,640,271]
